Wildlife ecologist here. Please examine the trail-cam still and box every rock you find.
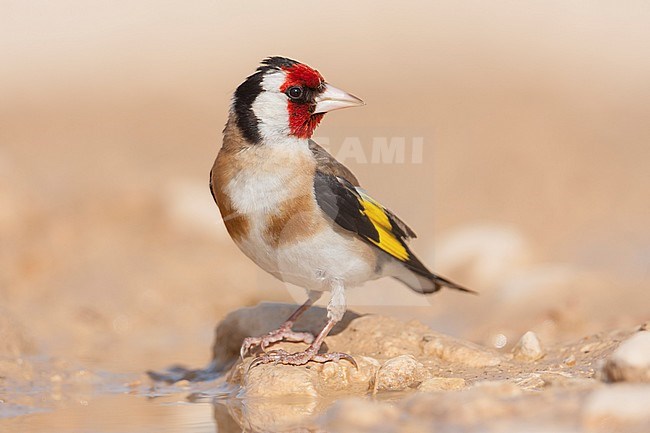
[376,355,430,391]
[418,377,466,392]
[512,331,544,361]
[206,303,509,397]
[330,315,432,358]
[234,355,379,398]
[149,304,650,432]
[602,331,650,383]
[242,363,319,398]
[563,354,576,366]
[212,303,360,374]
[421,334,502,367]
[236,352,414,398]
[319,355,380,394]
[153,302,344,382]
[583,384,650,430]
[513,373,546,390]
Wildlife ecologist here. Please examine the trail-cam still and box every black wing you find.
[313,170,428,275]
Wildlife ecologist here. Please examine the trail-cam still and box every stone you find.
[212,302,361,374]
[512,331,544,361]
[563,354,576,366]
[583,384,650,430]
[210,304,508,397]
[376,355,430,391]
[422,334,502,367]
[318,355,380,394]
[241,362,319,398]
[602,331,650,383]
[329,315,431,358]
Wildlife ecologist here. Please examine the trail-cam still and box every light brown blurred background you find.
[1,1,649,374]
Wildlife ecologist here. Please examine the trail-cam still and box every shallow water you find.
[0,371,326,433]
[0,392,340,433]
[1,393,217,433]
[0,366,236,433]
[0,372,412,433]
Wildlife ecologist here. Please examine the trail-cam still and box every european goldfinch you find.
[210,57,473,367]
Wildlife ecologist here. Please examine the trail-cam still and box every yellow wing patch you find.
[358,194,410,262]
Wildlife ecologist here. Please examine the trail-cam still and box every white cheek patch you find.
[260,70,287,93]
[252,92,289,140]
[252,71,291,143]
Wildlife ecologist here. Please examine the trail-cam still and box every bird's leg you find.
[240,291,321,358]
[249,280,356,368]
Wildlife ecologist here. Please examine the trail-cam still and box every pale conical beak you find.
[313,84,365,114]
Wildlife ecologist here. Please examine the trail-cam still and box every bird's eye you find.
[287,86,304,100]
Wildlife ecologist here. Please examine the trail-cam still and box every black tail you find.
[385,245,477,294]
[428,273,477,294]
[393,272,476,295]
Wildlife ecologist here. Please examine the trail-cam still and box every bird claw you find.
[240,328,315,359]
[313,352,358,370]
[247,348,357,371]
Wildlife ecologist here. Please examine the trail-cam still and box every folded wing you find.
[309,140,474,294]
[313,171,426,275]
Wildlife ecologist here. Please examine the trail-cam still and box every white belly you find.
[235,220,378,291]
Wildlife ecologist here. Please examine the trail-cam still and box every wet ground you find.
[2,304,649,433]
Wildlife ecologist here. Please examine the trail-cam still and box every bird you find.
[210,56,474,368]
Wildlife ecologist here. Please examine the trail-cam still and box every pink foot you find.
[248,347,357,370]
[240,327,315,358]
